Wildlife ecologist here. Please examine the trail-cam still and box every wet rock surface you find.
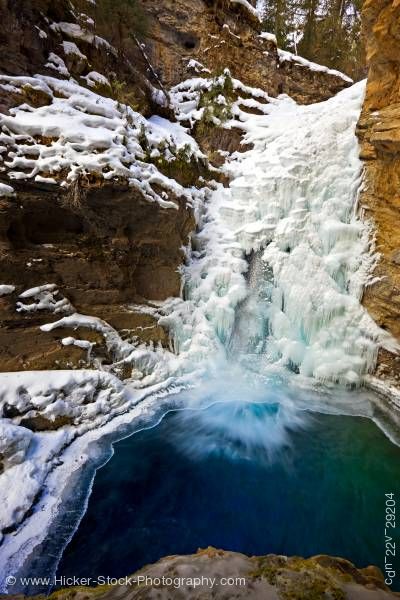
[357,0,400,384]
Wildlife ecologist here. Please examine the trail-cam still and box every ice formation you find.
[0,66,395,586]
[160,80,396,386]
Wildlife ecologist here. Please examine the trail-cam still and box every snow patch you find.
[81,71,109,88]
[278,49,353,83]
[259,31,277,44]
[0,183,15,197]
[0,285,15,296]
[230,0,262,21]
[0,75,206,210]
[50,22,115,54]
[187,59,210,74]
[35,27,47,40]
[62,41,87,60]
[45,53,70,77]
[0,370,130,546]
[17,284,74,315]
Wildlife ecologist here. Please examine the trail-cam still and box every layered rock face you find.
[0,0,351,374]
[142,0,350,103]
[357,0,400,384]
[0,180,193,371]
[0,0,198,371]
[4,548,397,600]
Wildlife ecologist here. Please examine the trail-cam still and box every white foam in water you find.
[167,372,309,464]
[1,80,399,591]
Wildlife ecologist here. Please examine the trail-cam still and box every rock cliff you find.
[357,0,400,386]
[141,0,350,103]
[0,0,350,374]
[3,548,398,600]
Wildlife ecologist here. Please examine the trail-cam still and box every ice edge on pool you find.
[1,80,400,591]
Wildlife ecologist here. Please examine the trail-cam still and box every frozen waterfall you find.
[163,80,395,387]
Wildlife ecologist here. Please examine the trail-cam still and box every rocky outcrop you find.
[0,0,351,110]
[141,0,351,104]
[0,0,352,374]
[4,548,398,600]
[357,0,400,384]
[0,179,193,371]
[0,0,157,116]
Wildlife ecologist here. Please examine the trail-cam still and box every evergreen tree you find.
[263,0,296,48]
[297,0,319,59]
[262,0,365,79]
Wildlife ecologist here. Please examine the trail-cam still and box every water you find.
[57,388,400,590]
[4,81,400,596]
[154,81,395,392]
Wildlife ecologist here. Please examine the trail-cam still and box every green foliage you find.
[262,0,365,80]
[297,0,364,79]
[109,77,143,112]
[136,125,208,187]
[198,71,235,127]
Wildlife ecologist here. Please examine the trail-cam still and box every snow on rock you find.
[0,457,46,543]
[187,59,211,74]
[230,0,262,22]
[81,70,110,88]
[35,26,47,40]
[170,69,270,128]
[62,40,87,60]
[61,336,93,349]
[41,312,133,361]
[0,285,15,296]
[277,49,353,84]
[16,284,74,315]
[0,369,131,544]
[147,115,203,155]
[0,75,205,209]
[0,370,128,427]
[45,53,70,77]
[61,336,95,359]
[0,423,33,470]
[50,22,115,54]
[0,182,15,197]
[259,31,277,44]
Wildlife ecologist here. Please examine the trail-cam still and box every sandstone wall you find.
[357,0,400,383]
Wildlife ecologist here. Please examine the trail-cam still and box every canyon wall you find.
[357,0,400,385]
[0,0,350,374]
[140,0,349,103]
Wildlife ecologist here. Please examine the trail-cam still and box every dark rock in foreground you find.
[4,548,399,599]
